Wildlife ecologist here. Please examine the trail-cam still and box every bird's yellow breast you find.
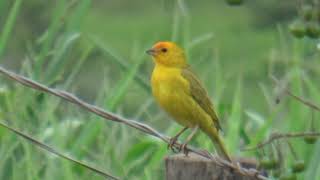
[151,64,212,128]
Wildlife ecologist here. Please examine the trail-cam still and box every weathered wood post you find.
[165,153,259,180]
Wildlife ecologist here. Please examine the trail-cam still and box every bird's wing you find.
[181,67,222,130]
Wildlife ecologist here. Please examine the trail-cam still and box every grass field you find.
[0,0,320,179]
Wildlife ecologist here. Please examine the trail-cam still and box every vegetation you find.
[0,0,319,179]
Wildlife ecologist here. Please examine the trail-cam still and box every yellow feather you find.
[152,64,211,128]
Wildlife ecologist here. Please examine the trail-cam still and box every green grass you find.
[0,0,320,179]
[0,0,22,59]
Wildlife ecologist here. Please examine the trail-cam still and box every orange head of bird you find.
[146,42,187,68]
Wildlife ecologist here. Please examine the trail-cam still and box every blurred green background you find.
[0,0,320,179]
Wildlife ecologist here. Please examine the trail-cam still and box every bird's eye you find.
[161,48,168,53]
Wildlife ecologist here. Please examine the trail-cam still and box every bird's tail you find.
[204,127,232,162]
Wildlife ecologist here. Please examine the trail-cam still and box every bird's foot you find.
[168,137,179,153]
[180,143,189,156]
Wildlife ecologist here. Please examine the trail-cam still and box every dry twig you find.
[271,76,320,112]
[0,66,267,180]
[243,131,320,151]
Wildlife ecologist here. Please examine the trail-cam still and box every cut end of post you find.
[165,153,265,180]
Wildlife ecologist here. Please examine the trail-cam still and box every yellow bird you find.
[146,41,231,162]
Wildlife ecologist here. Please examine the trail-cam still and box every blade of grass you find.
[303,75,320,105]
[288,68,306,132]
[0,140,20,179]
[304,141,320,179]
[71,48,146,158]
[0,0,23,59]
[20,141,39,180]
[106,55,146,110]
[36,0,66,68]
[186,33,214,50]
[45,32,80,83]
[124,140,154,165]
[0,1,10,20]
[90,37,150,93]
[225,78,242,153]
[66,0,91,32]
[64,43,94,89]
[43,0,90,83]
[0,121,119,180]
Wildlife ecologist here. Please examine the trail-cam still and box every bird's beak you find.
[146,49,156,56]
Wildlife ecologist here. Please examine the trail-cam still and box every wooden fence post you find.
[165,153,260,180]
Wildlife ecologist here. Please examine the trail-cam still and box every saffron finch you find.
[146,41,231,162]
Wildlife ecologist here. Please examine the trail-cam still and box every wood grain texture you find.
[165,153,259,180]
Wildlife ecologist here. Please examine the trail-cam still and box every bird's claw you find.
[180,143,189,156]
[168,137,179,152]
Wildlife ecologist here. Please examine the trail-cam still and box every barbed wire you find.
[0,121,119,180]
[0,66,267,180]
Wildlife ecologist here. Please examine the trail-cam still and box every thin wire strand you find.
[0,66,267,180]
[0,121,119,180]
